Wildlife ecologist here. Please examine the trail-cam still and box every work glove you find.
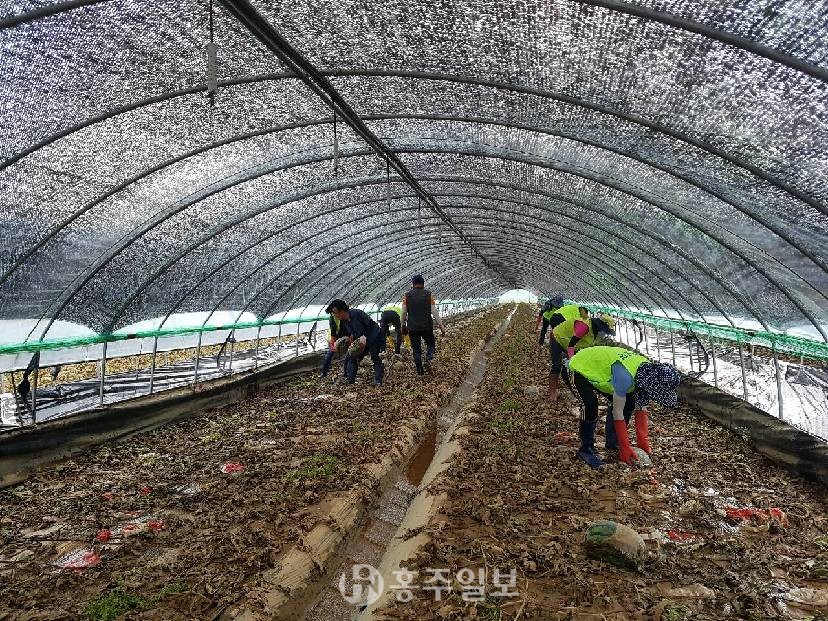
[634,409,651,454]
[567,346,576,360]
[613,419,639,466]
[562,358,570,371]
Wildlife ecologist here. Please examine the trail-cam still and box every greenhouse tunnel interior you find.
[2,0,828,617]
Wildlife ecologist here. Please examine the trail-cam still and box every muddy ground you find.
[0,305,511,621]
[382,304,828,620]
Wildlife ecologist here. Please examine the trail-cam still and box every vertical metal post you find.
[254,325,262,370]
[750,342,756,398]
[277,323,282,351]
[688,336,695,373]
[149,335,159,394]
[643,324,650,355]
[99,341,108,406]
[653,326,660,360]
[193,332,203,384]
[772,344,784,420]
[738,340,748,401]
[710,336,718,388]
[30,356,39,423]
[294,321,301,358]
[670,330,676,367]
[227,331,235,372]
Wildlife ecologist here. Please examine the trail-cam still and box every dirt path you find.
[0,306,511,621]
[379,304,828,620]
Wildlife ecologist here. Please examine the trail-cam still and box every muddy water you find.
[304,308,516,621]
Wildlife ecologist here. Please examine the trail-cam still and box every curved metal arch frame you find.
[229,200,681,326]
[364,239,633,315]
[399,140,824,302]
[274,221,660,322]
[334,69,828,217]
[183,191,704,330]
[6,111,825,303]
[6,0,826,82]
[334,248,601,320]
[372,114,828,281]
[9,127,822,340]
[27,144,818,341]
[173,187,708,332]
[270,230,629,319]
[421,175,768,329]
[171,214,449,331]
[438,201,703,318]
[88,138,801,335]
[264,236,614,320]
[4,68,823,222]
[286,235,626,322]
[393,145,828,339]
[83,137,721,332]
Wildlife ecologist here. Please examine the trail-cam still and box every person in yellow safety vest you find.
[568,346,682,469]
[380,304,403,354]
[548,305,616,402]
[534,294,564,346]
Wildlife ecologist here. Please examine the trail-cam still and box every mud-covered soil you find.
[384,304,828,621]
[0,306,512,621]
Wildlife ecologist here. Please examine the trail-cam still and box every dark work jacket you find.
[404,287,434,332]
[345,309,383,348]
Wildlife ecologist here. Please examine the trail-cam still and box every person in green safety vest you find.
[380,304,403,354]
[568,346,682,469]
[534,294,564,346]
[548,305,616,402]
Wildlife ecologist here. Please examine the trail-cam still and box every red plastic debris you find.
[139,486,152,496]
[95,529,112,543]
[100,492,114,501]
[552,432,575,444]
[58,549,101,571]
[122,523,141,536]
[667,530,696,542]
[221,462,245,474]
[724,506,788,526]
[147,520,164,532]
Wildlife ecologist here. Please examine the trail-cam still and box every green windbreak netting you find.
[579,303,828,363]
[0,299,497,357]
[1,0,826,354]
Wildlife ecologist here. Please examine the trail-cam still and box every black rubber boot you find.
[577,420,603,469]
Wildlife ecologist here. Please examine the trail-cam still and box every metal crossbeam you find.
[218,0,510,286]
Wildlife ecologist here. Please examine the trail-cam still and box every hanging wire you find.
[206,0,217,107]
[385,157,391,213]
[332,113,339,177]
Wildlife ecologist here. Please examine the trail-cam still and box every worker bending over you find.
[401,274,445,375]
[327,299,385,386]
[548,305,616,402]
[534,295,564,346]
[320,302,352,378]
[380,304,403,354]
[568,346,682,469]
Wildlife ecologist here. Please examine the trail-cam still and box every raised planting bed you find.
[0,305,512,621]
[376,304,828,621]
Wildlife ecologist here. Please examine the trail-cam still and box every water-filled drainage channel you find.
[305,307,516,620]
